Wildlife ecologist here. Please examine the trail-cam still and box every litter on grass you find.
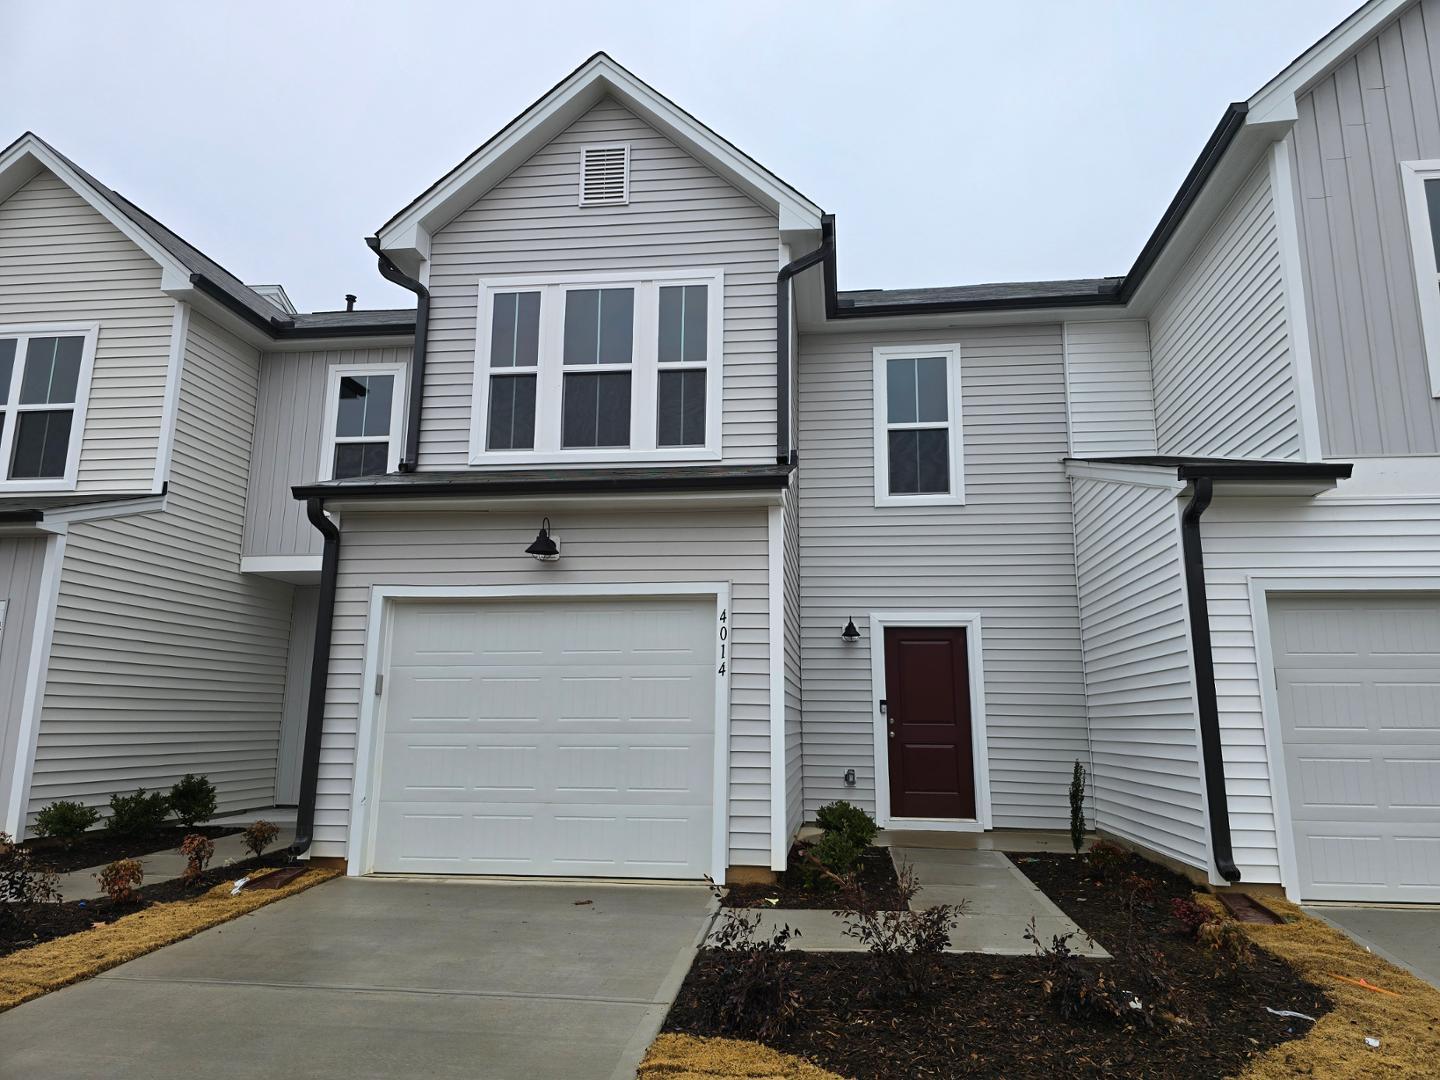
[1265,1007,1317,1023]
[1332,973,1400,996]
[1366,1037,1381,1048]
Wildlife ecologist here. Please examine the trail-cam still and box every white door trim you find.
[1247,573,1440,901]
[868,610,992,832]
[346,581,733,882]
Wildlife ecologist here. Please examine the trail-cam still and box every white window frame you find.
[319,362,407,481]
[872,343,964,507]
[1399,159,1440,397]
[0,323,99,493]
[469,268,724,466]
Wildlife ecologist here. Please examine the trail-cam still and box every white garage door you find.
[372,597,716,878]
[1273,594,1440,901]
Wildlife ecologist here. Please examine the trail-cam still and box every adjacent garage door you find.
[372,597,716,878]
[1272,594,1440,902]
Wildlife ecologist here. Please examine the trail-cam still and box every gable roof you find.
[374,52,825,274]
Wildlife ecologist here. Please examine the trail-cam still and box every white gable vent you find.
[579,143,630,207]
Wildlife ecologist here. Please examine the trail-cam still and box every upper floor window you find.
[1399,160,1440,397]
[470,270,723,465]
[320,363,406,480]
[872,344,964,507]
[0,324,97,491]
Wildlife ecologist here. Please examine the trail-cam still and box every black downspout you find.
[288,497,341,858]
[775,220,835,464]
[365,237,429,472]
[1179,477,1242,883]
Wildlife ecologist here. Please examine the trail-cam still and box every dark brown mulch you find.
[23,826,243,873]
[722,844,903,909]
[0,852,289,959]
[667,851,1329,1078]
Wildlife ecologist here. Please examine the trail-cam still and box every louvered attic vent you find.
[579,143,630,206]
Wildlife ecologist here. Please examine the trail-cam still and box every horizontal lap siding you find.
[783,484,804,837]
[1063,321,1158,455]
[0,170,172,491]
[314,507,773,867]
[420,98,779,468]
[797,325,1088,827]
[29,314,292,822]
[1293,0,1440,456]
[1201,495,1440,882]
[1150,162,1302,460]
[1070,477,1208,871]
[244,346,413,558]
[0,537,48,827]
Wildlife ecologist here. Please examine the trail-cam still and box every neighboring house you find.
[2,0,1437,904]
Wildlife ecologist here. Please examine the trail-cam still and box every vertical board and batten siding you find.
[0,537,48,827]
[1292,0,1440,456]
[1063,321,1159,455]
[783,484,804,837]
[244,345,413,558]
[28,313,293,821]
[419,97,780,467]
[0,169,173,491]
[1070,476,1209,871]
[1149,162,1303,460]
[796,326,1089,826]
[1199,493,1440,882]
[313,507,774,868]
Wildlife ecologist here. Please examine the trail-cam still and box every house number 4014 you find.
[717,608,727,675]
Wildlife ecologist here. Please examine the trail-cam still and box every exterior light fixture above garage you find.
[841,617,861,642]
[525,518,560,561]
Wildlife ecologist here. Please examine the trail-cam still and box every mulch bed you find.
[1,852,289,959]
[668,850,1329,1078]
[722,844,903,909]
[23,826,243,873]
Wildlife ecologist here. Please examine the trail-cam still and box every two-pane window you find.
[322,364,406,480]
[873,344,964,506]
[0,326,95,489]
[472,271,722,462]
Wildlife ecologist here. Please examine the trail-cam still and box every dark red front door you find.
[884,626,975,820]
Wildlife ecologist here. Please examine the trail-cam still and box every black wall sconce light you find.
[841,617,861,643]
[525,517,560,562]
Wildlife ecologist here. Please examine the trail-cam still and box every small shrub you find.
[1085,839,1127,882]
[95,858,144,905]
[33,800,101,848]
[1198,915,1255,971]
[106,789,171,837]
[0,832,60,931]
[836,860,965,1003]
[168,774,217,828]
[179,833,215,886]
[814,800,878,849]
[798,829,861,891]
[1069,759,1087,854]
[1026,918,1160,1028]
[703,878,802,1039]
[241,819,281,859]
[1170,897,1209,938]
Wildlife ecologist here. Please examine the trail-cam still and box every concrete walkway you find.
[1305,904,1440,989]
[0,877,713,1080]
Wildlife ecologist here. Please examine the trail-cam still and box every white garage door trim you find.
[1251,574,1440,901]
[346,581,732,881]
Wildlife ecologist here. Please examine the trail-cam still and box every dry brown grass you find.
[0,866,340,1012]
[640,1034,846,1080]
[1218,895,1440,1079]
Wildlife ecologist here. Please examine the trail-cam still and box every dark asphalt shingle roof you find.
[294,464,794,500]
[0,490,160,523]
[837,277,1123,312]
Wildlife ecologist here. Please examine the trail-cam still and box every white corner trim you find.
[152,300,191,492]
[1268,140,1325,458]
[4,530,66,837]
[871,343,965,507]
[345,581,734,882]
[1060,323,1076,454]
[767,503,787,870]
[867,610,992,831]
[1399,159,1440,398]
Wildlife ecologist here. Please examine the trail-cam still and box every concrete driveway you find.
[1306,904,1440,988]
[0,877,714,1080]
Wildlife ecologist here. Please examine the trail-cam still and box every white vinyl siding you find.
[1150,162,1303,460]
[1070,474,1209,872]
[0,169,175,491]
[1062,321,1158,455]
[27,313,292,821]
[275,584,317,805]
[782,484,804,838]
[420,97,779,469]
[312,506,774,869]
[797,325,1088,827]
[244,345,413,559]
[0,536,48,828]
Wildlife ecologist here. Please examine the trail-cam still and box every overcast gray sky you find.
[2,1,1359,312]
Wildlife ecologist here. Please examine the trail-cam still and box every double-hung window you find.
[320,363,406,480]
[1400,160,1440,397]
[471,269,723,464]
[872,344,964,506]
[0,324,97,491]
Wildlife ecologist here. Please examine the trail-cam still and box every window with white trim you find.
[0,325,97,491]
[1400,160,1440,397]
[872,344,964,506]
[471,270,723,464]
[320,363,406,480]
